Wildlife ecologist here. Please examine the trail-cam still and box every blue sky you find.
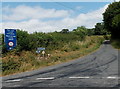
[2,2,109,15]
[1,2,112,33]
[2,2,108,11]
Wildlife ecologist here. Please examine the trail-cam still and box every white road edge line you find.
[36,77,55,80]
[69,76,90,79]
[5,79,22,82]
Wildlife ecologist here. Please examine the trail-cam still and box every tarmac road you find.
[2,42,119,88]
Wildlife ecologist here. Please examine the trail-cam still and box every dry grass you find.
[2,36,104,76]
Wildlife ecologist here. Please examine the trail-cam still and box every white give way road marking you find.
[5,79,22,82]
[36,77,55,80]
[4,76,119,83]
[69,76,119,79]
[69,76,90,79]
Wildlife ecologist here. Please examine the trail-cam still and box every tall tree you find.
[103,1,120,39]
[94,22,108,35]
[16,30,30,51]
[61,29,69,33]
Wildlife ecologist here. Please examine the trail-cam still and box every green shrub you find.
[2,59,21,72]
[111,39,120,49]
[70,44,80,51]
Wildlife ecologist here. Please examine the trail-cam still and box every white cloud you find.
[1,4,108,33]
[2,19,61,33]
[3,5,70,21]
[46,4,108,29]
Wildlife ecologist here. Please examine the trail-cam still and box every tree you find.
[94,22,108,35]
[73,26,88,40]
[61,29,69,33]
[2,34,8,54]
[112,14,120,29]
[103,1,120,39]
[28,34,38,50]
[16,30,30,51]
[87,28,95,36]
[95,23,103,35]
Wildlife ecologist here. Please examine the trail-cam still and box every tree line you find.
[103,1,120,40]
[2,1,120,53]
[2,25,108,54]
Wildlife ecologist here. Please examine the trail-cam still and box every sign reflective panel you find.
[5,29,17,50]
[37,47,45,51]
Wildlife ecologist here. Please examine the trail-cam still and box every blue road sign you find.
[37,47,45,51]
[5,29,17,50]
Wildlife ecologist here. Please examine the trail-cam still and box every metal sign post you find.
[4,29,17,50]
[42,50,45,58]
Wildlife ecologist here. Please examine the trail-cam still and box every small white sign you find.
[42,51,45,54]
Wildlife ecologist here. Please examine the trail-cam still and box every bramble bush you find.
[2,26,90,54]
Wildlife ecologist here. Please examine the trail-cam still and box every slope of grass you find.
[0,34,2,76]
[2,36,104,76]
[0,34,2,55]
[111,39,120,49]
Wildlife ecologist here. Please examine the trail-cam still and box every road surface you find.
[2,43,120,88]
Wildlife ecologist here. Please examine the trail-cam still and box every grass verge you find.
[111,39,120,49]
[2,36,104,76]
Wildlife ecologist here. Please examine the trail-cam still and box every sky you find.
[1,1,116,33]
